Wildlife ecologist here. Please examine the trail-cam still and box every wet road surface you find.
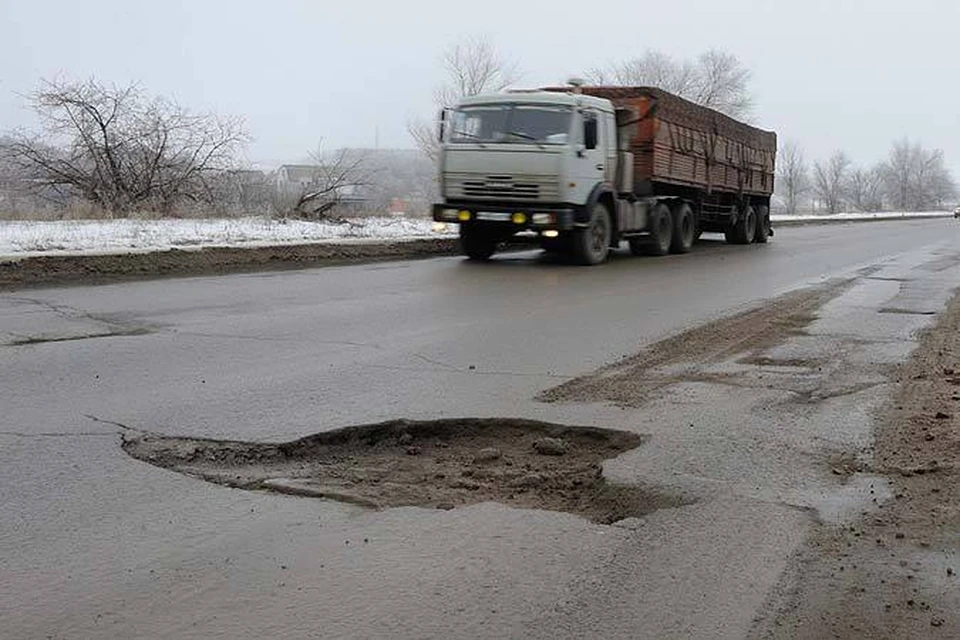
[2,219,960,639]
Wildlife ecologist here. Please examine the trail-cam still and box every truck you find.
[432,80,778,265]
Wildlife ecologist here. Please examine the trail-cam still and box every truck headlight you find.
[532,213,555,225]
[457,210,471,222]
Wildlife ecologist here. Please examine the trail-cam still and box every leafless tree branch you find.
[587,48,754,120]
[408,36,520,162]
[5,78,248,216]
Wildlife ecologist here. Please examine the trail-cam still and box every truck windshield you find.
[450,105,572,145]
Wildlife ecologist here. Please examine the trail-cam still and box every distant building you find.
[274,163,368,207]
[275,164,323,191]
[389,197,409,216]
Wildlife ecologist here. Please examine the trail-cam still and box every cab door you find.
[572,108,607,205]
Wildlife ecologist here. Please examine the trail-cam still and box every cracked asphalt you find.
[2,220,959,639]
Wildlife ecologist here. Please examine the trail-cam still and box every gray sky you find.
[2,0,959,176]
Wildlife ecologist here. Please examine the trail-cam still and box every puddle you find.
[122,418,690,524]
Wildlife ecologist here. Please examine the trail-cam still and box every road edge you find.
[1,215,951,289]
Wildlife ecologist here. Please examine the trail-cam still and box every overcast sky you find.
[2,0,959,175]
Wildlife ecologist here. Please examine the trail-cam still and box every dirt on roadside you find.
[537,278,854,407]
[0,238,459,289]
[751,290,960,639]
[122,418,690,524]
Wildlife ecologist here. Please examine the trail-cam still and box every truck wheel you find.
[636,203,673,256]
[729,205,757,245]
[572,204,612,265]
[460,227,497,261]
[670,202,695,254]
[754,205,771,244]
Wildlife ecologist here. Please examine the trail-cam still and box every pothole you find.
[121,418,688,524]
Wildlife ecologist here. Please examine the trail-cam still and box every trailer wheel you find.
[754,205,771,244]
[635,203,673,256]
[670,202,695,254]
[729,205,757,245]
[460,226,497,261]
[572,203,612,265]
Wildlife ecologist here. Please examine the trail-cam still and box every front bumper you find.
[432,203,577,231]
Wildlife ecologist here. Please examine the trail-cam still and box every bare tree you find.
[879,138,914,211]
[273,143,371,221]
[775,141,810,215]
[813,151,851,214]
[913,147,956,210]
[5,78,248,216]
[587,48,753,120]
[878,138,957,211]
[408,37,520,162]
[846,165,884,212]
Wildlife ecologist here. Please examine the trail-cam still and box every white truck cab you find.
[433,88,631,264]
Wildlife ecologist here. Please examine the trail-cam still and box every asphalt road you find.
[2,219,959,639]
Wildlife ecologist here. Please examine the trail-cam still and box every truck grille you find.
[445,173,559,202]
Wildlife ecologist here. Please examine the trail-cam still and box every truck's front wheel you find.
[460,226,497,261]
[572,204,612,265]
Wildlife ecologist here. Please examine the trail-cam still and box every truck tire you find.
[670,202,695,254]
[460,227,497,261]
[754,205,771,243]
[572,203,612,265]
[728,205,757,245]
[633,203,673,256]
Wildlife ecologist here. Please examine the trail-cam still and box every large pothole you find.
[122,418,687,524]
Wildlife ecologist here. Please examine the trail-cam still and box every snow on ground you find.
[771,211,953,222]
[0,216,455,257]
[0,211,952,258]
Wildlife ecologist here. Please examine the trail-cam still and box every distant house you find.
[274,163,369,208]
[275,164,323,192]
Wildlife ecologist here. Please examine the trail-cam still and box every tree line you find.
[777,140,956,215]
[1,40,955,221]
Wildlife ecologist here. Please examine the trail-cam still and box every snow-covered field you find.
[0,211,952,258]
[0,216,455,257]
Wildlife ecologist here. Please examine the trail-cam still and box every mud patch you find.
[537,279,852,407]
[750,287,960,639]
[121,418,687,524]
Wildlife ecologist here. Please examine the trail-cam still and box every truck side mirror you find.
[584,118,598,150]
[438,109,447,143]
